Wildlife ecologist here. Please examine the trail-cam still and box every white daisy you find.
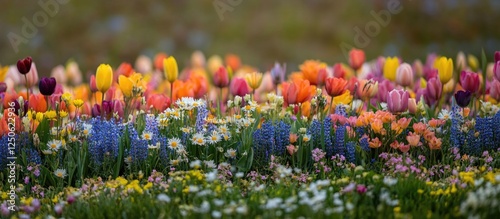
[438,109,451,120]
[54,169,67,178]
[142,131,153,141]
[189,160,202,169]
[47,140,62,151]
[82,124,92,137]
[148,142,160,150]
[168,137,183,150]
[303,134,311,142]
[224,149,237,159]
[170,158,181,166]
[207,132,221,144]
[191,133,206,146]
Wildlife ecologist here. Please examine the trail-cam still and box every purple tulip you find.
[39,77,57,96]
[17,56,32,74]
[454,90,472,108]
[91,104,101,117]
[377,80,394,103]
[425,77,442,106]
[270,62,286,85]
[387,89,410,113]
[495,51,500,63]
[0,83,7,93]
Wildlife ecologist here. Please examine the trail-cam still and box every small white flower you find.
[191,133,206,146]
[148,142,160,150]
[438,109,451,120]
[141,131,153,141]
[208,132,221,144]
[224,149,237,159]
[235,172,244,178]
[47,140,62,152]
[211,211,222,218]
[54,169,67,178]
[157,194,171,203]
[190,160,202,169]
[204,160,216,169]
[168,137,183,150]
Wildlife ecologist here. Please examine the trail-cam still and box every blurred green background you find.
[1,0,500,75]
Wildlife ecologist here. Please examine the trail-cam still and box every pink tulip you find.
[490,79,500,101]
[408,98,417,114]
[387,89,409,113]
[460,71,480,93]
[377,80,394,103]
[494,61,500,81]
[113,100,124,118]
[425,77,442,106]
[396,63,414,87]
[90,75,98,93]
[230,77,250,97]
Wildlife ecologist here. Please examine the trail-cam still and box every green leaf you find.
[35,118,50,143]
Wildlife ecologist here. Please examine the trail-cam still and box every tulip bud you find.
[467,54,479,72]
[89,75,98,93]
[456,51,466,71]
[16,56,32,74]
[118,75,133,98]
[39,77,57,96]
[408,98,417,114]
[154,53,168,71]
[396,63,414,87]
[495,51,500,63]
[113,100,124,118]
[412,60,424,78]
[245,72,263,90]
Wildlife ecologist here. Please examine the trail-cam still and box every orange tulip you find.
[301,101,311,117]
[369,137,382,148]
[299,60,327,86]
[225,54,241,71]
[147,94,171,112]
[0,109,21,136]
[154,53,168,71]
[357,79,378,100]
[325,77,347,97]
[282,79,316,105]
[29,94,47,112]
[173,80,195,101]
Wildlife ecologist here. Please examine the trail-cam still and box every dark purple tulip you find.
[17,56,32,74]
[455,90,472,108]
[495,51,500,63]
[270,62,286,85]
[0,83,7,93]
[14,100,29,116]
[39,77,57,96]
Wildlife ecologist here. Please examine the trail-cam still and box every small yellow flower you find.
[1,192,7,200]
[417,189,424,194]
[45,110,57,120]
[73,99,84,108]
[59,110,68,118]
[163,56,178,83]
[393,207,401,214]
[333,90,353,105]
[61,93,73,105]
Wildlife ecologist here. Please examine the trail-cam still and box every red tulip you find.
[213,66,229,88]
[349,49,365,70]
[282,79,315,105]
[29,94,48,112]
[90,75,98,93]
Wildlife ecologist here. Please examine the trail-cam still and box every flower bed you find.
[1,50,500,218]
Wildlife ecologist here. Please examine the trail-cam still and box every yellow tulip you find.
[245,72,263,90]
[467,54,479,72]
[434,57,453,84]
[118,75,133,98]
[443,78,455,94]
[163,56,178,83]
[383,57,399,81]
[96,64,113,93]
[334,90,353,105]
[0,66,8,81]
